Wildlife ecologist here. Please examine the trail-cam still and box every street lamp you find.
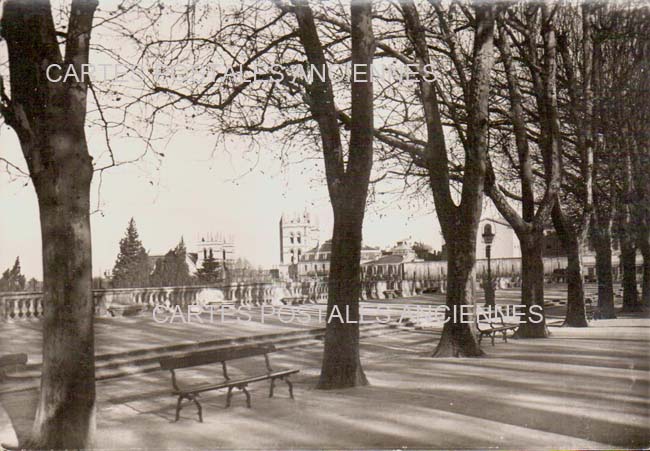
[482,223,496,308]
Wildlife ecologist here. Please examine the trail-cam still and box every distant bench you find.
[281,296,309,305]
[0,353,27,381]
[476,311,519,346]
[108,304,144,317]
[159,344,299,422]
[383,289,402,299]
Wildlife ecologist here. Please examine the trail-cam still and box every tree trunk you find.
[593,226,617,318]
[620,239,640,312]
[640,237,650,308]
[317,206,368,388]
[27,140,96,448]
[515,232,549,338]
[551,201,588,327]
[1,0,98,447]
[311,0,374,389]
[433,240,484,357]
[564,241,588,326]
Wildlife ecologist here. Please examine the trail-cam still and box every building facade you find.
[298,240,382,278]
[279,211,320,265]
[195,233,236,269]
[362,239,420,279]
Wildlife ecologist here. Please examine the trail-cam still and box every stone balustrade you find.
[0,276,454,322]
[0,281,333,322]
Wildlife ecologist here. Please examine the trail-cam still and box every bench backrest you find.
[0,353,27,368]
[160,344,276,371]
[476,310,508,324]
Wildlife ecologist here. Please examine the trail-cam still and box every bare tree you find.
[0,0,99,447]
[291,0,375,387]
[124,0,377,388]
[396,0,497,356]
[587,1,650,317]
[484,4,563,338]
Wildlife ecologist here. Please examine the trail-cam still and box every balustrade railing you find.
[0,280,333,322]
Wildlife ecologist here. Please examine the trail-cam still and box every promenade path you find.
[2,287,648,449]
[0,286,578,360]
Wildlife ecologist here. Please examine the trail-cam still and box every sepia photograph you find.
[0,0,649,449]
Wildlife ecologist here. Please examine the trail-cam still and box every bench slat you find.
[160,344,276,370]
[174,369,300,395]
[0,353,27,367]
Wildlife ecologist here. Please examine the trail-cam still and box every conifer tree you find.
[112,218,151,288]
[196,249,221,284]
[151,237,193,287]
[0,257,26,291]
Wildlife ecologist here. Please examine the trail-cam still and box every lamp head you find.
[482,223,496,245]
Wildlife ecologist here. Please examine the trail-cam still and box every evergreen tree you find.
[112,218,151,288]
[196,249,221,284]
[0,257,26,291]
[150,237,193,287]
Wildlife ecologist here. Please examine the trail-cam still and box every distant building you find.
[195,233,236,269]
[362,239,420,279]
[298,239,382,278]
[279,211,320,265]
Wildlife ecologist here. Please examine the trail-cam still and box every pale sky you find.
[0,125,444,280]
[0,1,495,280]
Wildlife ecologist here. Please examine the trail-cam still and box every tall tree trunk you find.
[291,0,375,389]
[564,240,588,326]
[552,202,588,327]
[433,239,484,357]
[0,1,99,446]
[639,235,650,308]
[30,148,95,448]
[593,225,617,318]
[515,232,549,337]
[620,238,640,312]
[318,205,368,388]
[400,1,495,358]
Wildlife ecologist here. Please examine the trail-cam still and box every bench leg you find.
[189,394,203,423]
[241,386,251,408]
[502,331,508,343]
[174,395,184,422]
[284,377,294,400]
[269,378,275,398]
[491,332,496,346]
[226,386,234,408]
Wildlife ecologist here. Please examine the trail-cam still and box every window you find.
[297,234,301,244]
[290,233,294,244]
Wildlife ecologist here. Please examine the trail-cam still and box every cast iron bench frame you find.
[281,296,309,305]
[159,344,299,422]
[0,353,27,381]
[476,311,519,345]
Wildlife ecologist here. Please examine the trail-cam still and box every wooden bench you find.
[281,296,309,305]
[383,289,402,299]
[0,353,27,381]
[476,311,519,346]
[108,303,144,317]
[159,344,299,422]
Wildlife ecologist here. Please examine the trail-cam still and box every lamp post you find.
[482,223,496,308]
